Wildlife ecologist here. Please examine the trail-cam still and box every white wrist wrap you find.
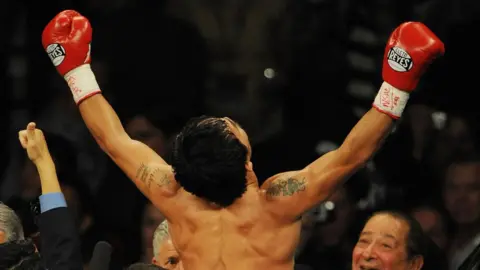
[372,82,409,119]
[64,64,101,104]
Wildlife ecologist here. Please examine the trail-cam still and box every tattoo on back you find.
[135,163,171,192]
[266,177,306,197]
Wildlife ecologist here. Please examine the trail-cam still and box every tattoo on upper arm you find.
[266,177,306,197]
[135,163,171,192]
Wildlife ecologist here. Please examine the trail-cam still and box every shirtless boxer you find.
[41,10,444,270]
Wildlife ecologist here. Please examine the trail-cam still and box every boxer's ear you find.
[246,161,253,171]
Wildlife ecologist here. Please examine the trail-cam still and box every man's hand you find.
[18,122,51,164]
[19,123,61,194]
[42,10,100,104]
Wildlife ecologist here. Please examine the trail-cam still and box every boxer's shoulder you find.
[259,170,311,222]
[262,171,307,200]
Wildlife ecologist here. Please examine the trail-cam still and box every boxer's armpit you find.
[135,163,172,193]
[265,177,306,198]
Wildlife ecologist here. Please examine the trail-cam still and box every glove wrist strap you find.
[372,81,409,119]
[64,64,101,104]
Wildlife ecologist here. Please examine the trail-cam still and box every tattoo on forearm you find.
[266,177,306,197]
[136,163,171,191]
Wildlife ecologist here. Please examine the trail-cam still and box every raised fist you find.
[374,22,445,119]
[383,22,445,91]
[18,123,50,164]
[42,10,92,76]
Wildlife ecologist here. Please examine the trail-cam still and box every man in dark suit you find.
[19,122,83,269]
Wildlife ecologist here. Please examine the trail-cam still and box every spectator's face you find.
[352,214,421,270]
[444,117,474,154]
[0,231,5,244]
[444,162,480,225]
[126,116,166,155]
[153,236,183,270]
[411,208,447,250]
[142,204,165,258]
[430,117,474,169]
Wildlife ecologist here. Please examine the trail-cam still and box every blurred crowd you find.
[1,0,480,269]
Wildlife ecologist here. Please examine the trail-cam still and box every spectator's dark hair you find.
[0,239,44,270]
[126,263,166,270]
[403,205,450,270]
[369,211,429,260]
[171,116,249,207]
[409,201,455,251]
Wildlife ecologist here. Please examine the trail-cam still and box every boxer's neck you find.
[246,170,258,187]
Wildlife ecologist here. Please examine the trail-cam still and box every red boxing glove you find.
[373,22,444,119]
[42,10,91,75]
[383,22,444,91]
[42,10,101,104]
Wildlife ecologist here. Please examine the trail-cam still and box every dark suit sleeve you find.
[38,207,83,270]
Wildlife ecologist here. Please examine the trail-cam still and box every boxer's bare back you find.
[78,95,393,270]
[163,185,303,270]
[131,118,309,270]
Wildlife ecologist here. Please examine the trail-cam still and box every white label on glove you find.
[46,43,66,67]
[372,82,409,119]
[387,47,413,72]
[64,64,101,104]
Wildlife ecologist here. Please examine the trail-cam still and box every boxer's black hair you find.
[171,116,248,207]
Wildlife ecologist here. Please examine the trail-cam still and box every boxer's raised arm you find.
[262,109,392,220]
[41,11,179,213]
[263,22,444,222]
[78,96,178,199]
